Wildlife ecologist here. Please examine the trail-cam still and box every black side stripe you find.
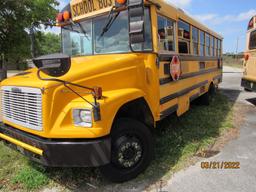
[180,55,220,62]
[160,68,219,85]
[159,54,221,62]
[160,80,208,105]
[160,104,178,120]
[181,68,219,79]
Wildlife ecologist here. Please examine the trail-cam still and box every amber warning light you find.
[116,0,127,4]
[56,11,71,23]
[115,0,127,7]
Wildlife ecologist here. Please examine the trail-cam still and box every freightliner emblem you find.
[11,87,22,93]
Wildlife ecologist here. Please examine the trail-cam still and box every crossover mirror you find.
[128,0,145,45]
[33,53,71,77]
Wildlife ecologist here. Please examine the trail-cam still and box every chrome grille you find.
[1,86,43,131]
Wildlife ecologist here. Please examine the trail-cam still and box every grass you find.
[223,55,243,68]
[12,165,49,190]
[0,93,234,191]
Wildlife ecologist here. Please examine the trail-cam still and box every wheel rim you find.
[113,135,143,169]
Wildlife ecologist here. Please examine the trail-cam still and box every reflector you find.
[93,87,103,100]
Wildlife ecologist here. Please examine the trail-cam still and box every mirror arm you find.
[37,68,97,107]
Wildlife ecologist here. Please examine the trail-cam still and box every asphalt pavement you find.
[162,66,256,192]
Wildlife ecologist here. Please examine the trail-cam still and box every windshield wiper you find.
[98,7,120,39]
[77,22,89,39]
[63,22,89,39]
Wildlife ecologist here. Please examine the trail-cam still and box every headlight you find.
[72,109,92,128]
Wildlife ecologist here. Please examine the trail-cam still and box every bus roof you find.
[147,0,223,39]
[67,0,222,39]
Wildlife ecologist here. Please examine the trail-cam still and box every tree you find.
[36,32,61,56]
[0,0,59,68]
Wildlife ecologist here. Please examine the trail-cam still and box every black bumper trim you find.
[0,123,111,167]
[241,78,256,92]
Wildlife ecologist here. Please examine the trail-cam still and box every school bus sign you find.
[71,0,114,20]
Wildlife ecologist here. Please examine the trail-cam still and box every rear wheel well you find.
[113,98,154,130]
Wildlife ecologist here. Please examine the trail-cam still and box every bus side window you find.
[178,20,190,54]
[249,30,256,50]
[211,36,215,56]
[205,33,210,56]
[192,27,199,55]
[215,38,218,56]
[200,31,205,56]
[179,41,189,53]
[217,39,222,56]
[157,15,175,52]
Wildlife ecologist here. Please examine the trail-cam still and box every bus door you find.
[157,15,188,119]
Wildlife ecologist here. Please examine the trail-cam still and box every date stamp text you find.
[201,161,240,169]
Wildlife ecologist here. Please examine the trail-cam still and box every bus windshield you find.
[62,8,152,56]
[249,30,256,50]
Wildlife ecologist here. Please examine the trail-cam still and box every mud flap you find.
[177,95,190,116]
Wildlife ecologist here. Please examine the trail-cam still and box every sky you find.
[55,0,256,53]
[166,0,256,53]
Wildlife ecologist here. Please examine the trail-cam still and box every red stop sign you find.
[170,56,181,81]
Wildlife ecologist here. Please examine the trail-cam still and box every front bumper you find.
[241,78,256,92]
[0,123,111,167]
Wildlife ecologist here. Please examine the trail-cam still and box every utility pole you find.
[236,37,239,60]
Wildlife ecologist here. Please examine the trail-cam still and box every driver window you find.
[178,20,190,54]
[62,21,92,56]
[157,15,175,52]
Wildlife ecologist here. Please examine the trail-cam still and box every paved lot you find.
[163,66,256,192]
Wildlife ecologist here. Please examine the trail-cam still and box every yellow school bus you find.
[0,0,223,182]
[242,16,256,92]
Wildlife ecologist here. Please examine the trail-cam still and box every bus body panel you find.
[242,16,256,92]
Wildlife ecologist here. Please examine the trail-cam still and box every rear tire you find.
[196,83,216,106]
[100,118,153,183]
[209,83,217,96]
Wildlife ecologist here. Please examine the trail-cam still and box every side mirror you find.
[33,53,71,77]
[128,0,145,45]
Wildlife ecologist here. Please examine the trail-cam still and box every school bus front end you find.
[0,0,223,182]
[0,52,157,167]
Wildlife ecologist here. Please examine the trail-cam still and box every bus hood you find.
[0,53,147,90]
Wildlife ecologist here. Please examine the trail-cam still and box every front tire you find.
[100,118,153,183]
